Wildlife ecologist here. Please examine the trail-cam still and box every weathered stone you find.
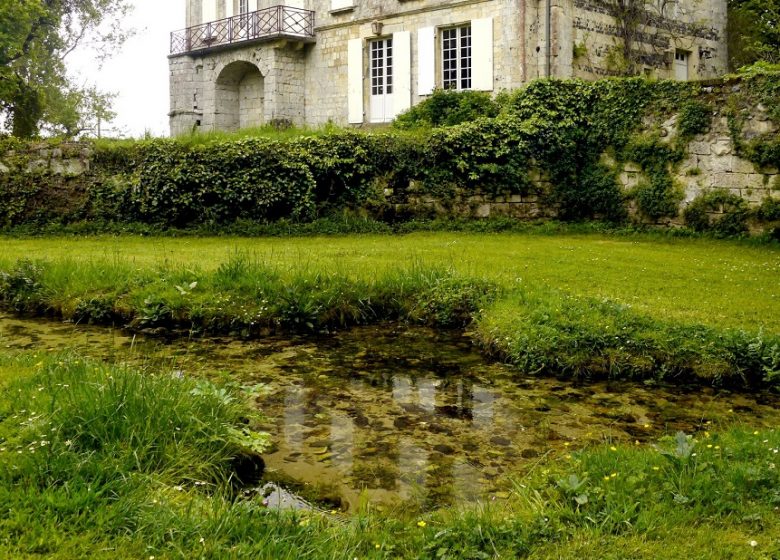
[711,139,732,156]
[730,157,756,174]
[26,159,48,173]
[0,162,8,174]
[688,141,711,156]
[475,204,491,218]
[623,162,642,173]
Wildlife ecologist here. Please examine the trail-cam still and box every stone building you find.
[168,0,728,135]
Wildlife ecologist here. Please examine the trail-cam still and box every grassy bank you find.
[0,232,778,386]
[0,349,778,559]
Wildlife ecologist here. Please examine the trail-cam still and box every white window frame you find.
[239,0,249,14]
[441,25,472,91]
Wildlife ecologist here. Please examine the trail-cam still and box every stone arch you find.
[214,60,265,131]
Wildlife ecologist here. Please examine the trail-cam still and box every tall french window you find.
[442,26,471,90]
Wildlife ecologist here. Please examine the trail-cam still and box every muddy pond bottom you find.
[2,314,779,511]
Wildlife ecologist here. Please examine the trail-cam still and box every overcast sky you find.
[67,0,185,138]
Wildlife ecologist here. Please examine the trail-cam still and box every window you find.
[370,38,394,122]
[239,0,249,14]
[442,25,471,90]
[674,49,689,81]
[371,38,393,96]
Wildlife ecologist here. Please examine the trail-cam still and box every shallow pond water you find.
[2,313,779,511]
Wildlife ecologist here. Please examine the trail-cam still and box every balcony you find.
[170,6,315,56]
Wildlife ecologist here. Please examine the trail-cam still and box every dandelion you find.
[707,444,713,449]
[754,431,760,436]
[610,472,617,478]
[417,520,427,528]
[610,446,617,451]
[652,466,660,471]
[715,445,721,450]
[375,544,381,549]
[603,475,610,481]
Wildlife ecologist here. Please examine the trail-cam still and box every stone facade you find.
[169,0,728,134]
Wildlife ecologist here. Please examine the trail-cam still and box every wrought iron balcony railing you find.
[170,6,315,55]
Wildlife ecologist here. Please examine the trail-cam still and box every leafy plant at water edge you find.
[0,259,45,312]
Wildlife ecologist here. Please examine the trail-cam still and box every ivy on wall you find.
[0,75,778,234]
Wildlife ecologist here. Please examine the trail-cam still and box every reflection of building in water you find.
[471,384,495,429]
[283,384,306,451]
[417,378,439,414]
[392,375,412,403]
[453,461,484,502]
[329,411,354,473]
[278,374,499,501]
[397,436,427,500]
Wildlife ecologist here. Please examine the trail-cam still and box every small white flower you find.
[749,540,758,548]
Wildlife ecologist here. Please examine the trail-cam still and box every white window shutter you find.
[471,18,494,91]
[417,27,435,96]
[226,0,234,18]
[348,38,364,124]
[393,31,412,118]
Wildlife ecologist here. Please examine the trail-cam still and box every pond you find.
[2,313,779,511]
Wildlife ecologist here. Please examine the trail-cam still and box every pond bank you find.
[4,314,780,512]
[1,249,778,389]
[1,320,779,558]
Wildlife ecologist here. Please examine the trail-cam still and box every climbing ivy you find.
[0,76,778,234]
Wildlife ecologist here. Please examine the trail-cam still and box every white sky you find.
[67,0,185,138]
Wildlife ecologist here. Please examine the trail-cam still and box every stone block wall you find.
[0,143,91,177]
[305,0,526,124]
[173,0,728,131]
[170,41,307,134]
[562,0,727,80]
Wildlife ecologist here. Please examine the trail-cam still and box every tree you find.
[728,0,780,69]
[0,0,132,138]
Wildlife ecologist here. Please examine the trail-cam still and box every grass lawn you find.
[1,231,778,332]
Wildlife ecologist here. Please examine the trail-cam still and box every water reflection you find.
[2,314,780,511]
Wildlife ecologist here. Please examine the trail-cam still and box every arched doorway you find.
[214,61,264,131]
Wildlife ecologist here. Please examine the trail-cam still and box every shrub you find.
[677,100,712,137]
[683,190,750,236]
[554,163,627,222]
[393,89,500,129]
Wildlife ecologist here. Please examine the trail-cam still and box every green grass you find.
[0,349,778,559]
[0,231,777,331]
[1,231,778,386]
